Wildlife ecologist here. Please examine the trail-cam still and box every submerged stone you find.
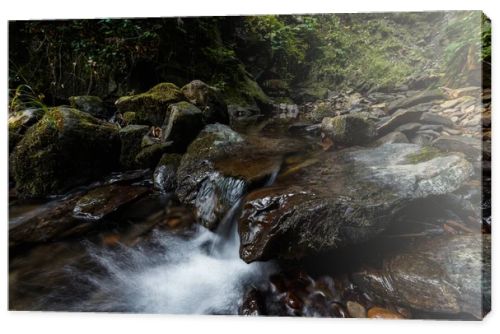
[238,143,473,262]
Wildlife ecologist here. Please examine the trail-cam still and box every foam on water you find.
[76,223,273,314]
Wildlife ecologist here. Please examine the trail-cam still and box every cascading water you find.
[61,166,282,314]
[74,224,273,314]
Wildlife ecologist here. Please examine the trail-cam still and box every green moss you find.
[115,82,185,125]
[221,65,271,108]
[135,143,172,168]
[11,107,120,198]
[405,146,441,164]
[122,111,137,124]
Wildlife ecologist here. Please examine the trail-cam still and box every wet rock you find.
[115,83,185,126]
[119,125,150,169]
[377,108,425,136]
[10,191,88,247]
[367,307,404,319]
[321,114,376,146]
[374,131,409,145]
[420,112,454,128]
[387,89,444,113]
[73,184,149,221]
[69,95,108,119]
[11,107,120,198]
[181,80,229,124]
[347,301,367,318]
[239,288,266,316]
[432,135,482,160]
[8,108,45,152]
[353,234,490,319]
[176,124,307,229]
[162,101,205,152]
[239,143,473,262]
[153,153,182,192]
[135,142,173,169]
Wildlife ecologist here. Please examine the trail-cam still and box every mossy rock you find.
[11,107,120,198]
[119,125,150,169]
[122,111,137,124]
[115,82,185,126]
[135,142,173,169]
[162,101,205,152]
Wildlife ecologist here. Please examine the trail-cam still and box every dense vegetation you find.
[9,11,490,107]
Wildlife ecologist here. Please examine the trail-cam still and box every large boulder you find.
[115,83,185,125]
[175,124,308,229]
[320,115,376,146]
[352,234,490,319]
[11,107,120,198]
[238,143,473,263]
[69,95,109,119]
[162,101,205,152]
[118,125,150,169]
[181,80,229,124]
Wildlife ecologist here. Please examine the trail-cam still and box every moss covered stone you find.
[163,101,205,152]
[115,82,185,126]
[122,111,137,124]
[119,125,150,169]
[135,142,173,169]
[11,107,120,198]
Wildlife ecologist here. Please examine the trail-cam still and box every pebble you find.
[347,300,367,318]
[367,307,404,319]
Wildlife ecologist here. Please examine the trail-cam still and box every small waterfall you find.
[45,162,284,314]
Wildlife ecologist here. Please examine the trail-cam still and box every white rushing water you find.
[79,219,273,314]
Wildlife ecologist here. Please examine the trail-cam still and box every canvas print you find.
[8,11,491,319]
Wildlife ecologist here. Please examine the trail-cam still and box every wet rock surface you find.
[239,143,472,262]
[352,234,490,319]
[73,184,149,221]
